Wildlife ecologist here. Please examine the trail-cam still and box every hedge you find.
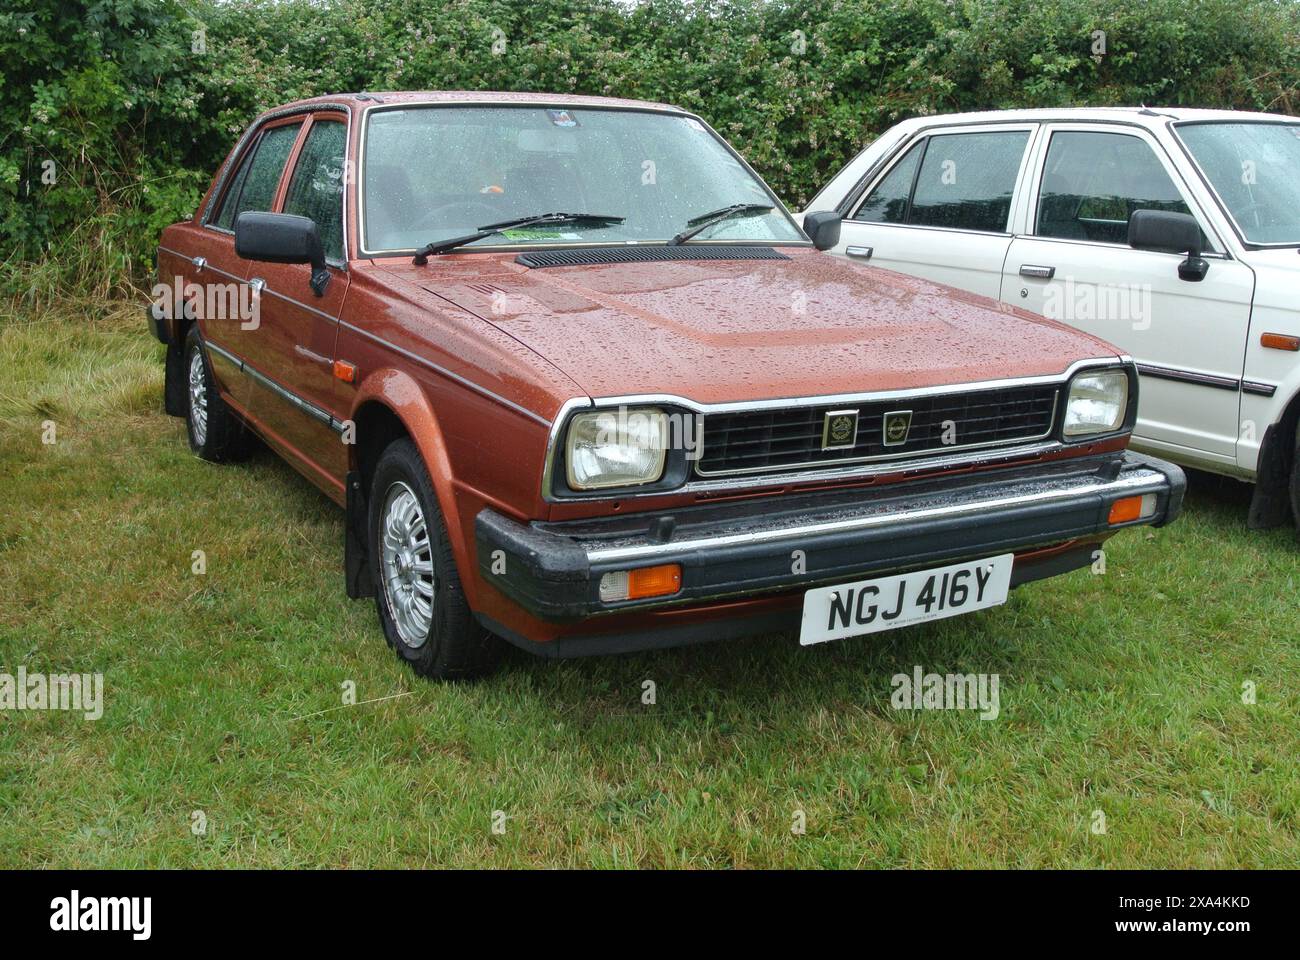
[2,0,1297,306]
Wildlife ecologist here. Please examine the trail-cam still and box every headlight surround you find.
[1063,369,1129,438]
[565,407,668,490]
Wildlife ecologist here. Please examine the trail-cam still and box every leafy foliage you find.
[2,0,1298,304]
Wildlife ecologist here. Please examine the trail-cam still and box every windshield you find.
[1176,121,1300,244]
[361,105,803,253]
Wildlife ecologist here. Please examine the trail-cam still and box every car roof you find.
[271,90,687,115]
[889,106,1292,130]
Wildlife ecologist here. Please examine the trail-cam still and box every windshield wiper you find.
[668,203,775,245]
[413,212,624,264]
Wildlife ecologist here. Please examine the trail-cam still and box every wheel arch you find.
[344,368,465,598]
[1247,385,1300,529]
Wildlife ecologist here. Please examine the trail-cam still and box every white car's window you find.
[852,131,1028,233]
[1035,131,1198,246]
[908,132,1028,232]
[853,139,923,223]
[362,106,803,253]
[1176,122,1300,245]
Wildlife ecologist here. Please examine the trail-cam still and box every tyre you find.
[369,438,504,679]
[1290,419,1300,537]
[184,326,252,461]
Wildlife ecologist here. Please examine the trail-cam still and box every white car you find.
[802,107,1300,530]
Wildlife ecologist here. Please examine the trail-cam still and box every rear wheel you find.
[184,326,251,461]
[369,438,503,679]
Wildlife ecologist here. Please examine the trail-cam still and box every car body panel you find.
[151,93,1184,651]
[803,106,1300,484]
[380,248,1119,403]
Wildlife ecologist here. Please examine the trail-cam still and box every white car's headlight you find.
[565,407,668,490]
[1063,369,1129,438]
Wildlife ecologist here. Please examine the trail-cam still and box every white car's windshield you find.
[362,105,803,253]
[1176,121,1300,245]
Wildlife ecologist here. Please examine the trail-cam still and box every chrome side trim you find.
[583,469,1168,564]
[158,247,244,285]
[1241,380,1278,398]
[335,319,551,426]
[162,245,551,428]
[205,339,346,434]
[159,246,345,324]
[1135,361,1240,392]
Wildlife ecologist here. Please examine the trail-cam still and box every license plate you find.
[798,554,1014,646]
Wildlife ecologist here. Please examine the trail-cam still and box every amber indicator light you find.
[626,564,683,600]
[1261,333,1300,351]
[333,360,357,382]
[1108,496,1144,525]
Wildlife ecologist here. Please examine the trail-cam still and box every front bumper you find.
[476,450,1185,623]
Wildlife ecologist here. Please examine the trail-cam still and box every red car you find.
[147,92,1185,678]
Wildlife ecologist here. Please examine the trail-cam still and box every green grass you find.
[1,307,1297,868]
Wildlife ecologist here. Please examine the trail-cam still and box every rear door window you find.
[212,122,302,230]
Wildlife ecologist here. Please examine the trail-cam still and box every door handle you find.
[1019,264,1055,279]
[846,245,873,260]
[248,277,267,295]
[191,256,207,273]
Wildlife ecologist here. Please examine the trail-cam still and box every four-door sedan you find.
[147,92,1184,679]
[801,107,1300,532]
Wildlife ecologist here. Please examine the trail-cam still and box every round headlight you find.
[565,407,668,490]
[1063,369,1129,438]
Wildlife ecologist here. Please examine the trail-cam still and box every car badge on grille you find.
[821,409,860,450]
[882,410,913,447]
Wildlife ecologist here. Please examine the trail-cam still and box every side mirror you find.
[1128,209,1208,282]
[802,210,843,251]
[234,211,331,296]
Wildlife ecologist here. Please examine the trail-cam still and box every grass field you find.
[1,304,1297,868]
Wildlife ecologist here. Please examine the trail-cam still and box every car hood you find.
[379,248,1121,404]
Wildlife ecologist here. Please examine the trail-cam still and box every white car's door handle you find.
[1019,264,1055,279]
[846,245,873,259]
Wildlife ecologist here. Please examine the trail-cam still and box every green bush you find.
[2,0,1297,307]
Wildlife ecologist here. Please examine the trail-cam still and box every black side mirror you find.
[803,210,843,251]
[234,211,331,296]
[1128,209,1208,282]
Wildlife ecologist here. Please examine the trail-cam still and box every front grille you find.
[694,385,1058,477]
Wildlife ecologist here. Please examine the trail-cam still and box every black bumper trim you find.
[476,451,1185,622]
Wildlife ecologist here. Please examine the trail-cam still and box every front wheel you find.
[184,326,251,461]
[369,438,504,679]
